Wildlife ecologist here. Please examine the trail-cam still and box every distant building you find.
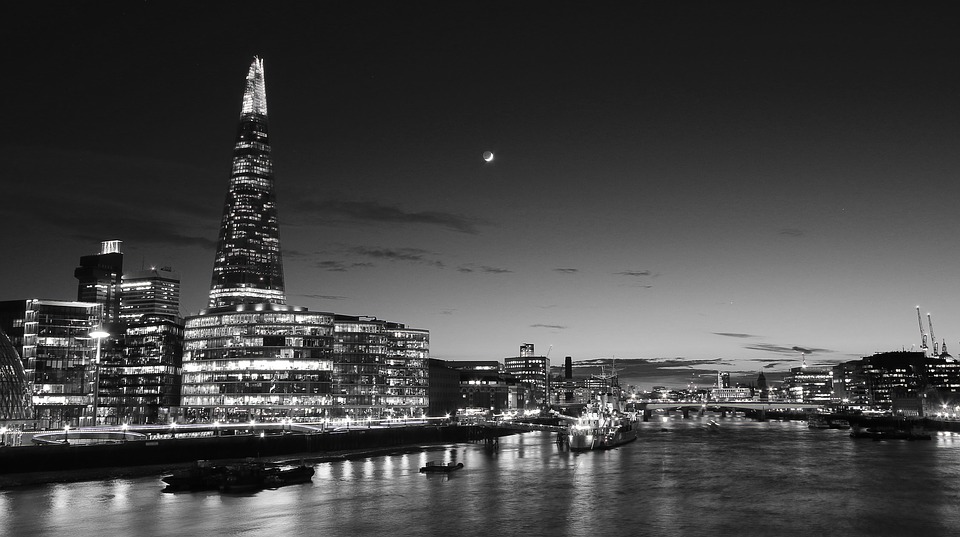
[832,350,960,415]
[505,344,550,408]
[120,267,182,322]
[781,367,833,404]
[0,299,101,429]
[756,371,769,401]
[427,359,461,418]
[74,240,123,324]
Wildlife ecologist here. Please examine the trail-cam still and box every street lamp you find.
[89,327,110,427]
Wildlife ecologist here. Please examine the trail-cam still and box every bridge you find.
[632,400,822,420]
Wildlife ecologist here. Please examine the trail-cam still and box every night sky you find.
[5,1,960,387]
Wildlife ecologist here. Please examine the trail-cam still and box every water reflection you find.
[3,420,960,536]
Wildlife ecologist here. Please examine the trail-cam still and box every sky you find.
[5,1,960,388]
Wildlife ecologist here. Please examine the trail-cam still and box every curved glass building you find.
[0,327,31,422]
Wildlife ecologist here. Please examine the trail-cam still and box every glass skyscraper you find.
[182,57,428,423]
[208,57,285,309]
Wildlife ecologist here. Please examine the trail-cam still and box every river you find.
[2,417,960,536]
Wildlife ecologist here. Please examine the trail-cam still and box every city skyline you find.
[5,2,960,383]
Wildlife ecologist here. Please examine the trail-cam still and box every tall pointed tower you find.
[208,57,286,308]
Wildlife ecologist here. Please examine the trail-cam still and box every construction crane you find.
[917,306,929,356]
[928,313,939,357]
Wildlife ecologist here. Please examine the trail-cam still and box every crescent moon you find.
[483,151,494,162]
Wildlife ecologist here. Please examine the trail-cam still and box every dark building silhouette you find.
[427,358,461,418]
[208,57,285,308]
[74,240,123,324]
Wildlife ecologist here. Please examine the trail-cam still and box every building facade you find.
[74,240,123,324]
[0,299,101,429]
[182,304,336,422]
[0,327,31,422]
[504,350,550,408]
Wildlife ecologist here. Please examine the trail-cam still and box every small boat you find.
[808,415,831,429]
[419,461,464,473]
[162,459,314,492]
[849,424,931,441]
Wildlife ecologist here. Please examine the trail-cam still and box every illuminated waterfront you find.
[3,418,960,536]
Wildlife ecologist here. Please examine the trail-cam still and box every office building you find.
[0,299,101,429]
[120,267,182,322]
[74,240,123,324]
[505,344,550,408]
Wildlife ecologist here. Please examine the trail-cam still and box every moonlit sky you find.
[5,1,960,386]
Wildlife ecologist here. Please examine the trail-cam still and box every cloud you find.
[458,264,512,274]
[350,247,444,268]
[615,270,653,277]
[316,260,374,272]
[743,343,833,355]
[780,228,805,237]
[713,332,758,339]
[553,268,579,274]
[530,324,567,330]
[292,199,487,234]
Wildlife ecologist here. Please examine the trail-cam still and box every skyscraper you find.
[208,57,285,308]
[74,240,123,324]
[182,58,428,423]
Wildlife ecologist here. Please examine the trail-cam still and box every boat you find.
[807,415,831,429]
[419,461,464,473]
[849,424,931,441]
[808,415,851,430]
[162,459,314,492]
[566,404,637,451]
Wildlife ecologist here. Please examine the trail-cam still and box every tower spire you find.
[208,57,286,308]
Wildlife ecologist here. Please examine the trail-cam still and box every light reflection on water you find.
[3,418,960,536]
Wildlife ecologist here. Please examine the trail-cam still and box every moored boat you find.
[419,461,463,473]
[162,459,314,492]
[567,406,637,451]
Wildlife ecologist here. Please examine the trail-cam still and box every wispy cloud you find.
[713,332,758,339]
[553,268,579,274]
[292,199,487,234]
[316,260,374,272]
[743,343,833,355]
[615,270,653,277]
[780,228,805,237]
[458,264,512,274]
[530,324,567,330]
[350,247,444,268]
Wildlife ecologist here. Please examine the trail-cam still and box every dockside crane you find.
[917,306,929,356]
[929,313,939,357]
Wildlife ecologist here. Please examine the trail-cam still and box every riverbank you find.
[0,425,509,488]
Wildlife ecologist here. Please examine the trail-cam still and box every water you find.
[3,418,960,537]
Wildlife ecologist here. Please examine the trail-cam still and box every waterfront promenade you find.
[0,423,509,488]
